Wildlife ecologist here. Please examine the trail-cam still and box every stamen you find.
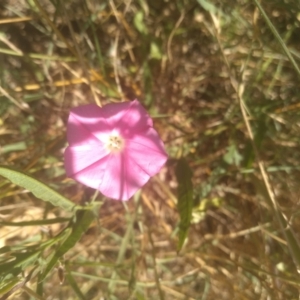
[106,135,124,152]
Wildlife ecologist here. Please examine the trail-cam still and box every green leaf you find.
[223,144,243,166]
[136,291,146,300]
[0,250,40,282]
[0,278,22,296]
[1,142,26,154]
[66,267,85,300]
[0,217,70,227]
[40,209,95,281]
[149,42,162,60]
[134,11,148,35]
[175,158,193,251]
[196,0,218,14]
[36,273,44,296]
[0,166,76,212]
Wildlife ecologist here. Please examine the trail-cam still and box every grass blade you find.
[253,0,300,78]
[0,217,70,227]
[175,158,193,251]
[65,266,85,300]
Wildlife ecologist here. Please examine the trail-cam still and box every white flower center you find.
[106,134,124,153]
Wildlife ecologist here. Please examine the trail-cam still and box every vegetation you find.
[1,0,300,299]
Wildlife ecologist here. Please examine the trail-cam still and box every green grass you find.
[1,0,300,299]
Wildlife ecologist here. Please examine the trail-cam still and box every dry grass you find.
[1,0,300,299]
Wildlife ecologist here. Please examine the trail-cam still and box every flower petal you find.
[101,100,153,136]
[68,104,112,144]
[98,127,168,201]
[125,127,168,176]
[97,153,130,200]
[64,144,109,181]
[99,150,151,201]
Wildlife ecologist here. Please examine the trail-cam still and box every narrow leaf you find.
[40,209,95,281]
[0,217,70,227]
[175,158,193,251]
[65,267,85,300]
[0,268,37,300]
[36,273,43,296]
[0,278,22,297]
[133,11,148,35]
[0,166,76,212]
[196,0,218,14]
[1,142,26,154]
[0,250,40,280]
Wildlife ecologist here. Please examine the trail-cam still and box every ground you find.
[1,0,300,299]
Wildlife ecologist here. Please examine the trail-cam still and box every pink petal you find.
[125,127,168,176]
[101,100,153,136]
[70,157,109,191]
[70,151,131,200]
[98,152,131,200]
[64,144,110,181]
[95,128,168,201]
[68,104,112,144]
[99,150,154,201]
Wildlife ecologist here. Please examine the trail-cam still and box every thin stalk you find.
[253,0,300,78]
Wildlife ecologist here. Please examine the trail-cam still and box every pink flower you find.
[64,100,168,201]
